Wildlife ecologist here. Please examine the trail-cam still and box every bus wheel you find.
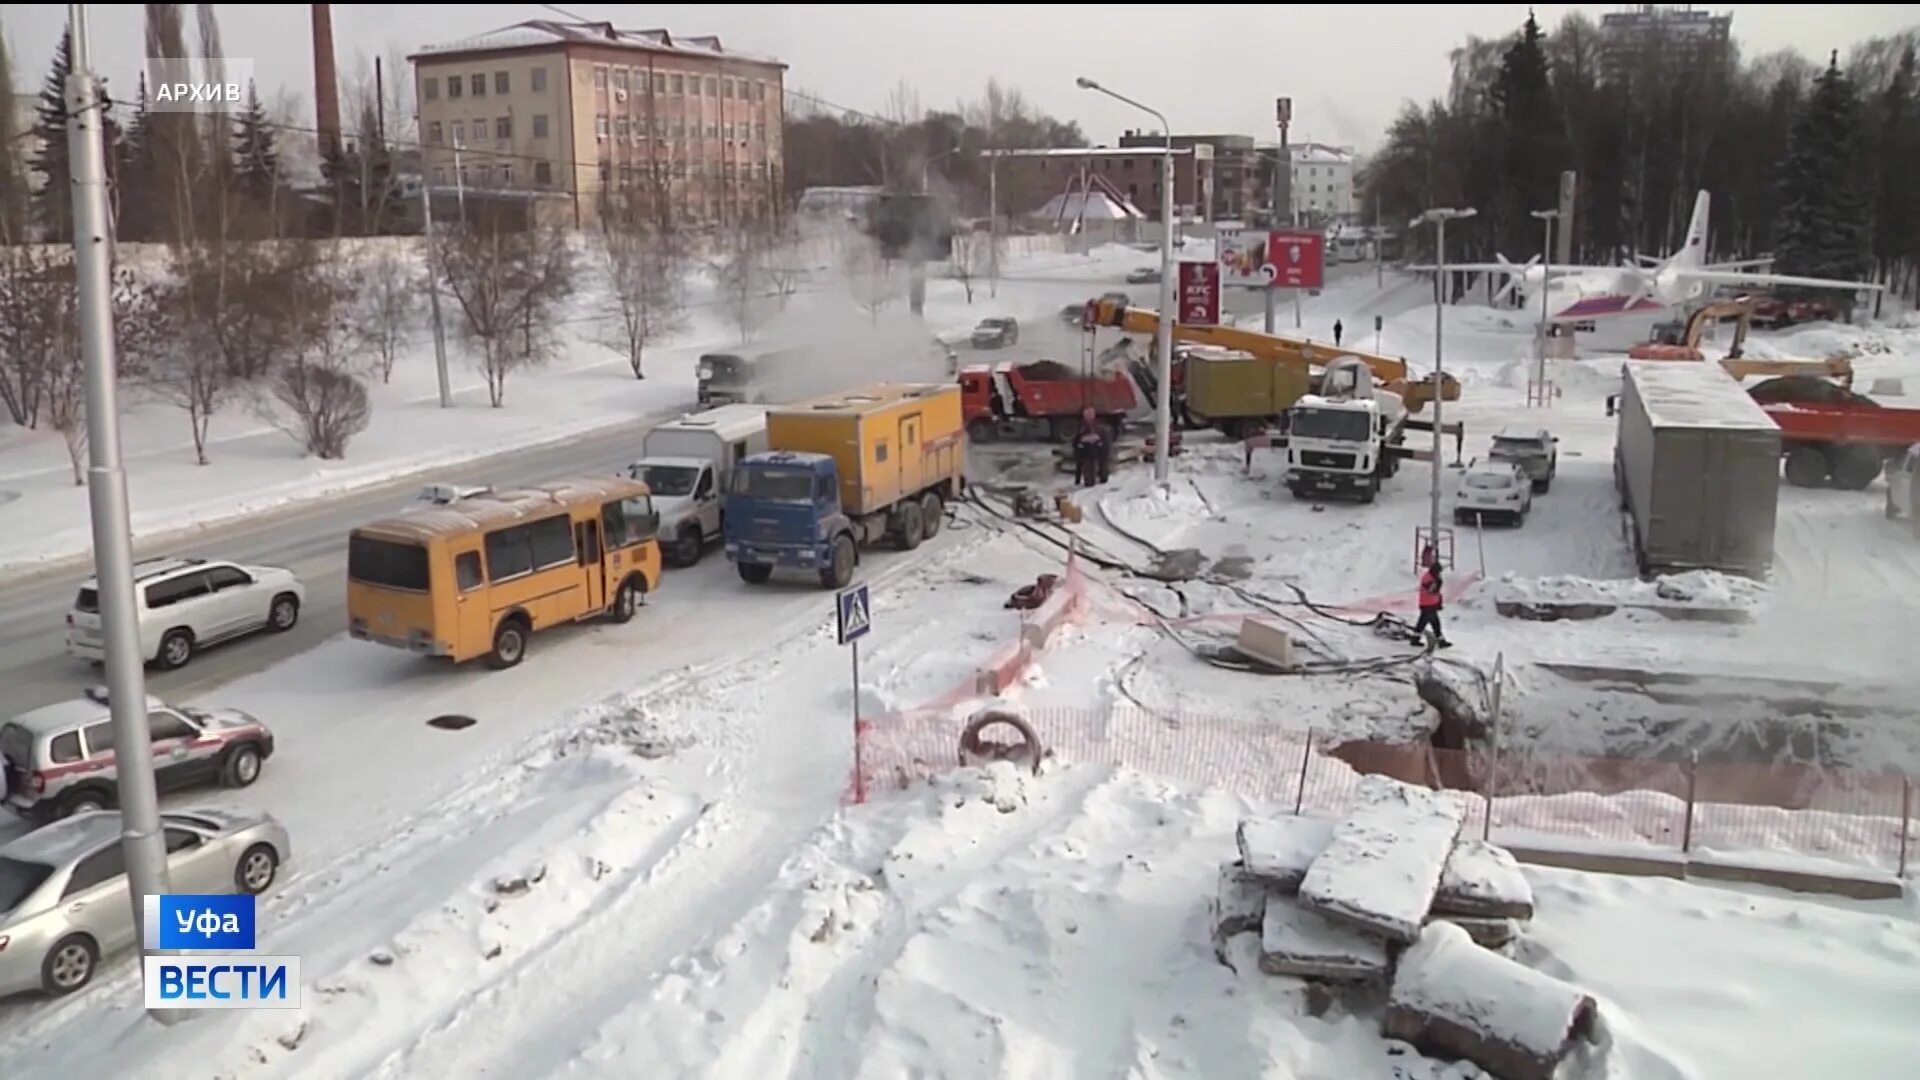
[609,578,641,624]
[486,617,529,670]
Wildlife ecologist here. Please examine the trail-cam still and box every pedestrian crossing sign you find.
[836,583,871,645]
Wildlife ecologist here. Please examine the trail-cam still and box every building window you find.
[532,114,548,139]
[432,166,446,184]
[451,121,465,145]
[704,76,718,97]
[722,78,734,100]
[691,162,704,178]
[654,73,666,94]
[594,65,608,89]
[499,164,513,187]
[706,123,718,139]
[688,74,701,97]
[673,118,685,137]
[613,69,627,91]
[495,116,512,140]
[598,161,610,184]
[534,161,552,186]
[423,77,438,100]
[667,73,680,94]
[531,66,547,92]
[596,114,609,138]
[448,75,463,99]
[615,116,629,137]
[470,73,485,97]
[494,71,510,95]
[428,121,443,145]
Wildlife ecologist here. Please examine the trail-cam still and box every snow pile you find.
[1488,569,1768,611]
[1297,776,1469,944]
[1385,922,1597,1080]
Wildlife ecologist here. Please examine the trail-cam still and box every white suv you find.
[1453,459,1533,526]
[65,557,306,671]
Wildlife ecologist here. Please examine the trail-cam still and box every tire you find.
[221,743,263,788]
[737,562,773,584]
[919,493,944,540]
[157,628,195,671]
[485,617,528,670]
[898,503,924,550]
[41,934,98,996]
[820,534,855,590]
[1831,446,1882,491]
[608,578,641,623]
[1784,446,1831,488]
[59,787,112,818]
[267,593,300,632]
[234,843,279,895]
[674,526,704,567]
[967,418,998,444]
[1049,415,1080,443]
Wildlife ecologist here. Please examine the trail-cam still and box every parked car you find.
[0,808,289,998]
[1126,266,1161,285]
[1059,302,1086,325]
[971,316,1019,349]
[66,556,306,671]
[1,686,275,822]
[1453,459,1533,526]
[1488,427,1559,493]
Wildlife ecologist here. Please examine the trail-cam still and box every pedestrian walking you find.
[1072,407,1111,488]
[1333,319,1344,346]
[1411,550,1451,649]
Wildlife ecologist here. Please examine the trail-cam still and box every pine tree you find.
[1776,52,1872,285]
[1871,45,1918,298]
[231,80,279,206]
[1490,10,1565,260]
[29,27,74,239]
[114,73,160,241]
[0,16,28,243]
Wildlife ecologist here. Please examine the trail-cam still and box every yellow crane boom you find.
[1089,299,1410,383]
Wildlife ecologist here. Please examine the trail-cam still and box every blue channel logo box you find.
[142,893,256,951]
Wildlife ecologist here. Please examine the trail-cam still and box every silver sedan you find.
[0,808,290,999]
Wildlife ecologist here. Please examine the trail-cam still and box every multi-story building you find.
[1289,142,1355,224]
[1599,5,1733,84]
[409,19,787,229]
[1118,131,1260,221]
[994,143,1214,225]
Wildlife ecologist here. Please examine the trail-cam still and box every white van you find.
[629,405,770,566]
[1887,446,1919,535]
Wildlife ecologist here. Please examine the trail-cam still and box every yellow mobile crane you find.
[1086,299,1411,384]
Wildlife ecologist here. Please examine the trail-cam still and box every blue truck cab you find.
[724,451,857,587]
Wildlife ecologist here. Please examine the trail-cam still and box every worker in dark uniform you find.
[1333,319,1345,347]
[1072,407,1110,487]
[1411,550,1451,649]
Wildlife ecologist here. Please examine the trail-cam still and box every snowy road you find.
[0,417,682,719]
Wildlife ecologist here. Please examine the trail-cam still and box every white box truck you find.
[629,405,769,566]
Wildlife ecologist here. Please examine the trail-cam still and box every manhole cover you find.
[427,715,476,731]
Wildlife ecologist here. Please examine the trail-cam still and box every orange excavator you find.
[1629,295,1856,385]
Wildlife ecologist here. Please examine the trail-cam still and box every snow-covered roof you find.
[412,20,783,68]
[1033,191,1144,223]
[1625,360,1778,431]
[1290,143,1353,165]
[990,146,1201,159]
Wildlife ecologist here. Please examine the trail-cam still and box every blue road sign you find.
[837,583,871,645]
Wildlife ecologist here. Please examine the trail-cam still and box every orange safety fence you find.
[854,704,1916,877]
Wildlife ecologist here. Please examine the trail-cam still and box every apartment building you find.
[1289,142,1355,224]
[995,144,1215,224]
[1118,131,1262,222]
[409,19,787,229]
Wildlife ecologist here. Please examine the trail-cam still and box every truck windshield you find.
[1291,407,1372,441]
[732,467,814,502]
[635,465,698,496]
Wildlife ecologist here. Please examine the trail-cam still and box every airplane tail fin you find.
[1676,190,1710,269]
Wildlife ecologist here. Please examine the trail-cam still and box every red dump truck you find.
[1747,376,1920,489]
[959,360,1137,443]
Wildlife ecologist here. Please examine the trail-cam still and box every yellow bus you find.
[346,476,663,669]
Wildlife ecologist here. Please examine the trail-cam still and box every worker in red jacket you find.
[1072,407,1110,487]
[1411,551,1451,649]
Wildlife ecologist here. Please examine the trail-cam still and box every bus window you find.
[602,497,658,549]
[455,552,484,591]
[349,534,430,591]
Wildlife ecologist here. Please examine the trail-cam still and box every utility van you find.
[629,405,770,566]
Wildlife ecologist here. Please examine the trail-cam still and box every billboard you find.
[1177,260,1221,325]
[1218,229,1326,290]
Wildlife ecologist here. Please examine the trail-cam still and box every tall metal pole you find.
[66,2,180,1026]
[1375,201,1383,288]
[1430,215,1446,547]
[453,140,467,218]
[1531,209,1557,407]
[1154,127,1174,483]
[987,151,999,299]
[419,167,453,408]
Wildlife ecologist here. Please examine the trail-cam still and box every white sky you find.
[6,4,1915,153]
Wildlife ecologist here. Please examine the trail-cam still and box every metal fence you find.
[854,705,1915,876]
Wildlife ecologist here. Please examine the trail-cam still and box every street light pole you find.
[1529,208,1560,408]
[66,2,181,1026]
[1410,206,1477,557]
[1077,76,1174,484]
[419,167,453,409]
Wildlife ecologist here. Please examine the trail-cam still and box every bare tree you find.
[436,207,575,406]
[762,222,806,310]
[269,252,373,458]
[841,235,898,324]
[597,198,689,379]
[43,269,161,484]
[358,251,417,383]
[711,218,773,342]
[0,244,55,427]
[948,226,983,303]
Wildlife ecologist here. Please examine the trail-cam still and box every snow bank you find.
[1490,569,1768,611]
[1298,776,1469,944]
[1385,922,1597,1080]
[1433,840,1534,921]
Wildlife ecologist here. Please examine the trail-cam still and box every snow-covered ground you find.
[4,290,1919,1077]
[0,236,1146,578]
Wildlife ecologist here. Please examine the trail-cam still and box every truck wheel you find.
[898,502,924,550]
[920,493,944,540]
[967,418,998,444]
[674,526,704,567]
[737,562,773,585]
[820,535,855,590]
[1049,416,1079,443]
[1831,446,1882,491]
[1784,446,1831,488]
